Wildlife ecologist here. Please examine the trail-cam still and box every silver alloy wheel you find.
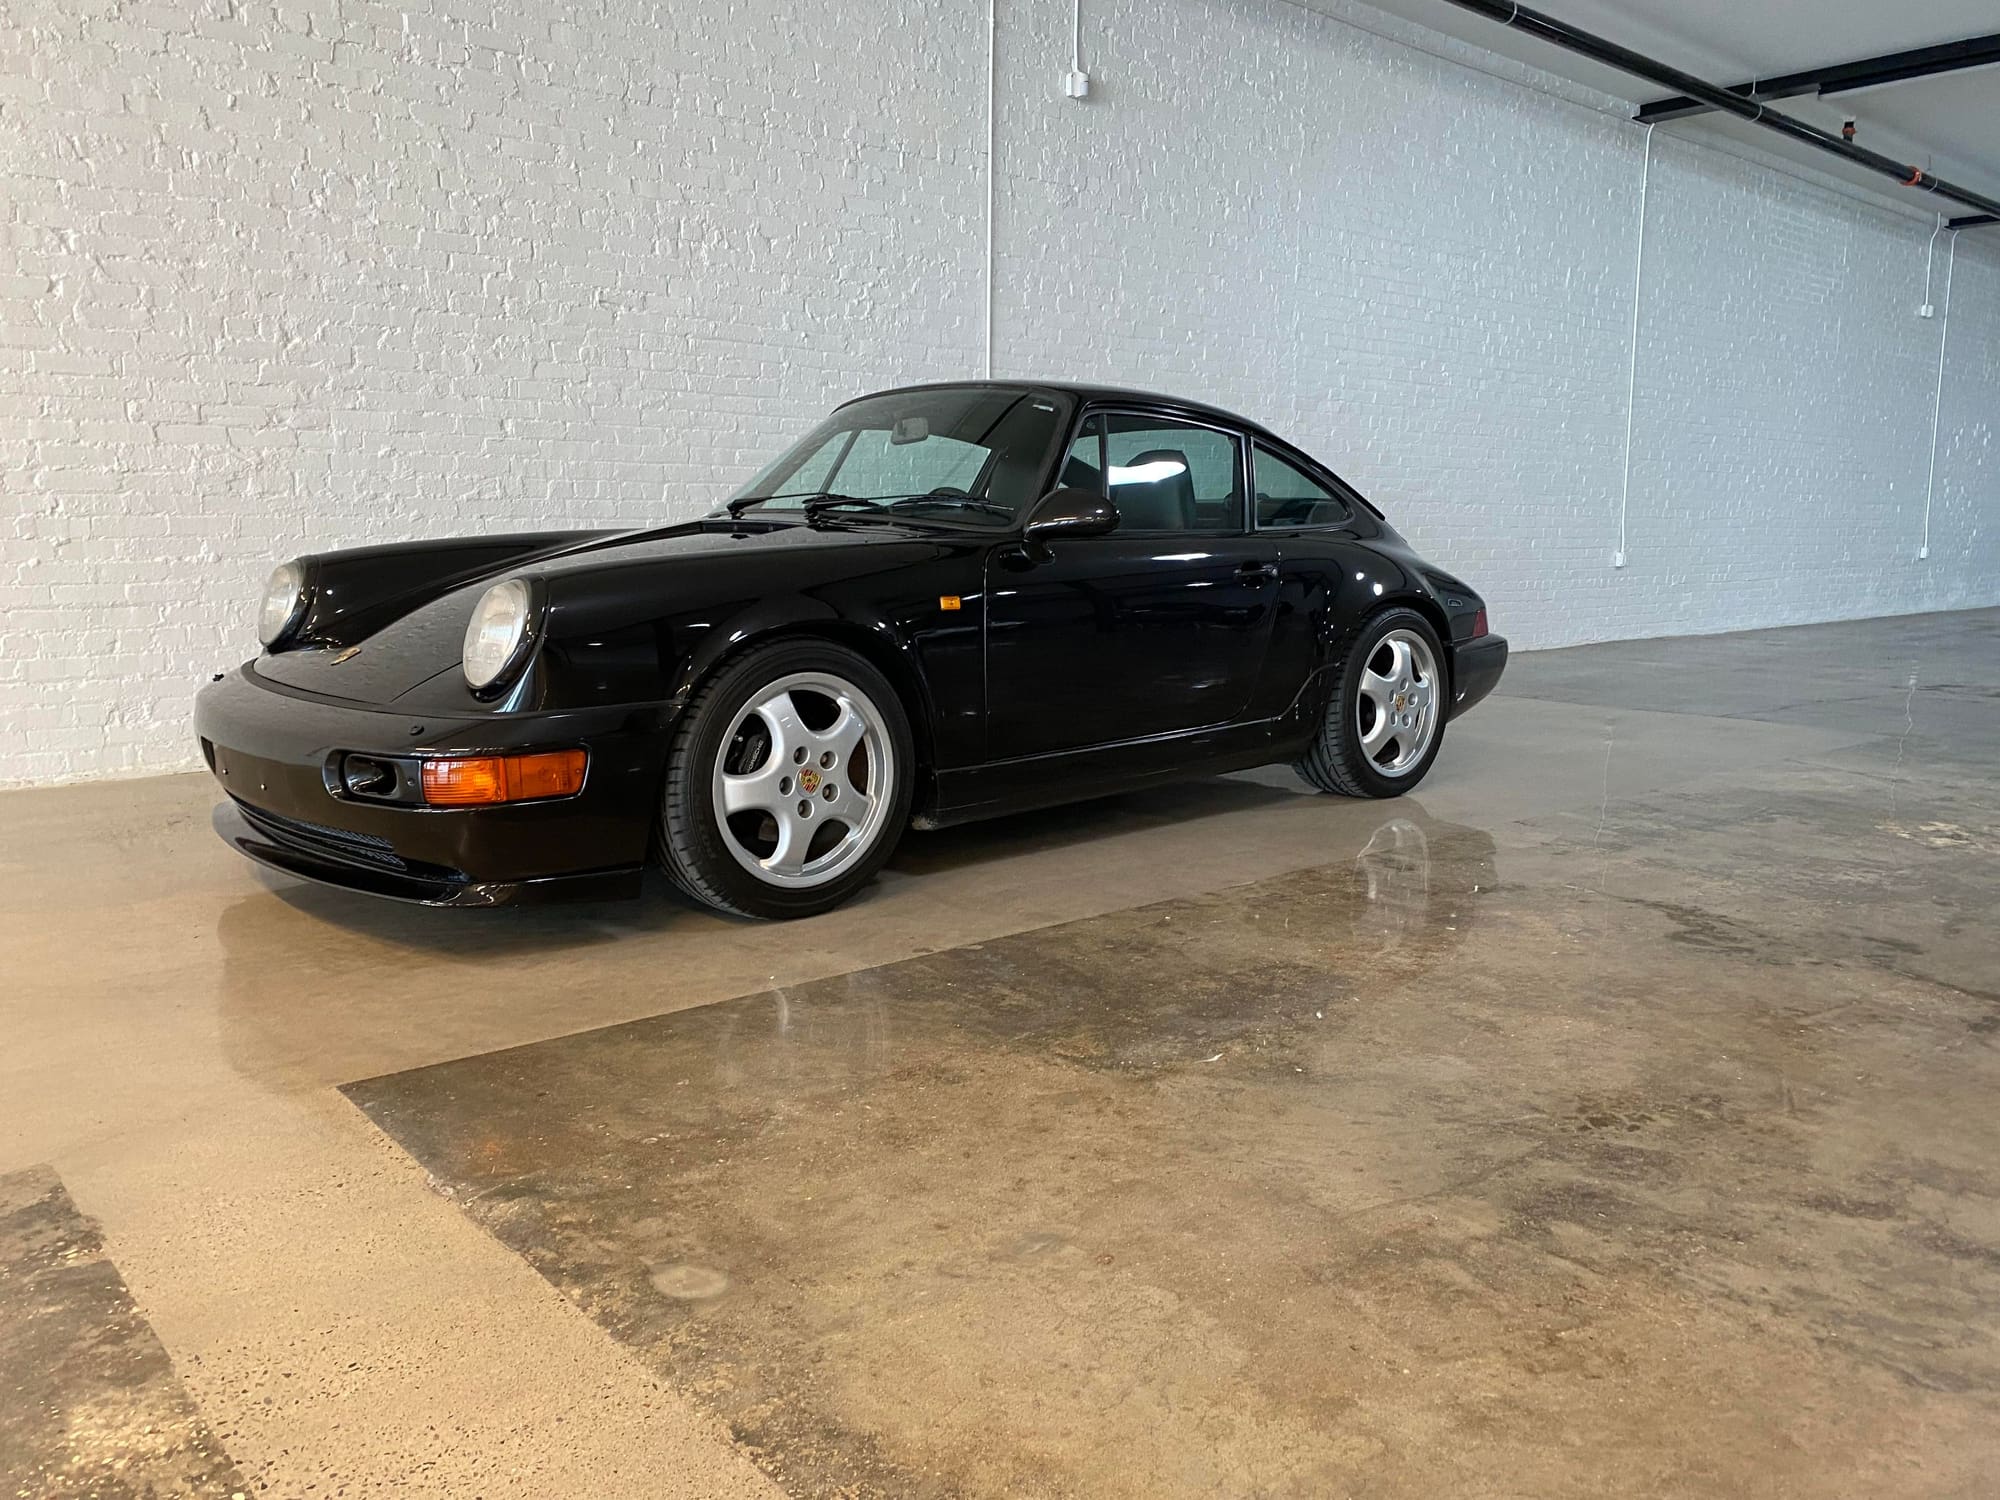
[1355,628,1440,777]
[711,671,897,889]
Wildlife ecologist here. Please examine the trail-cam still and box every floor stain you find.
[350,766,2000,1498]
[0,1165,247,1500]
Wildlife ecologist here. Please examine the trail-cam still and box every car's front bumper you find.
[195,664,677,905]
[1448,634,1508,719]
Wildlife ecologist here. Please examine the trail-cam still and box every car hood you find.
[252,518,943,706]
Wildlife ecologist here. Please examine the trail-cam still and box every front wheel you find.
[658,640,914,918]
[1295,608,1448,798]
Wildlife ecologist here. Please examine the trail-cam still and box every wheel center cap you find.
[799,769,821,794]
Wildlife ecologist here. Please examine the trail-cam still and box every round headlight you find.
[462,578,536,693]
[258,561,307,648]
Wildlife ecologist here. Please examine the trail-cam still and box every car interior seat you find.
[1058,450,1103,492]
[1111,448,1196,530]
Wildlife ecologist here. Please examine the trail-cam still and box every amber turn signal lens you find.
[420,749,587,806]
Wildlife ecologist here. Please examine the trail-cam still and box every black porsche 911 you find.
[195,381,1507,918]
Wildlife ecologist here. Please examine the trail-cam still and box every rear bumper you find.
[1449,634,1508,719]
[195,664,676,905]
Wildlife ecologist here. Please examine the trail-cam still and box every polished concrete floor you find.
[3,609,1996,1497]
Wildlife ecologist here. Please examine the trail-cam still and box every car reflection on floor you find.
[339,812,1503,1498]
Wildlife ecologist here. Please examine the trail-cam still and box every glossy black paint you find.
[196,665,670,900]
[288,532,621,653]
[986,530,1279,760]
[195,381,1508,904]
[1023,486,1119,540]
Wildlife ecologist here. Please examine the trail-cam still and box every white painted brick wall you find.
[2,0,1995,786]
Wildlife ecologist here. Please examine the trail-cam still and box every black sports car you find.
[196,382,1507,918]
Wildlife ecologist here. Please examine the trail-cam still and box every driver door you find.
[984,410,1281,761]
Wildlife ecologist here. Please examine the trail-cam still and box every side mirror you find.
[1024,487,1118,541]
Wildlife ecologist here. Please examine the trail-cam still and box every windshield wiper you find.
[724,489,879,519]
[727,490,1020,525]
[725,490,801,517]
[802,492,1017,526]
[879,495,1016,521]
[801,493,887,521]
[900,500,1016,524]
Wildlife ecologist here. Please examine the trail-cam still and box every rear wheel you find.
[1295,608,1448,798]
[658,640,913,918]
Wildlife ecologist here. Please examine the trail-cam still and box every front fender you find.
[395,532,982,774]
[667,594,952,779]
[294,531,619,648]
[669,594,853,700]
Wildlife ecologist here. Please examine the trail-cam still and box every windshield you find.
[729,387,1073,526]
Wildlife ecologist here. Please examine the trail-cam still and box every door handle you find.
[1236,561,1278,583]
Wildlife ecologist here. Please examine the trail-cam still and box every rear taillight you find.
[1471,607,1489,639]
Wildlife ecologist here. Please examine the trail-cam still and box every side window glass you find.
[1058,415,1105,495]
[1254,444,1351,528]
[1102,416,1242,533]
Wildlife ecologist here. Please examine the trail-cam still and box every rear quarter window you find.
[1253,444,1352,529]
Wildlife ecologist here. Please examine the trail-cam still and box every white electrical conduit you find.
[1615,122,1654,570]
[1920,229,1955,562]
[984,0,996,379]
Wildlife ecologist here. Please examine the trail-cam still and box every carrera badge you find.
[332,646,362,665]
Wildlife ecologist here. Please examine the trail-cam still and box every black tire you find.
[1294,607,1449,799]
[657,639,915,919]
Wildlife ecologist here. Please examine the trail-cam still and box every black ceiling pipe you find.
[1637,33,2000,125]
[1437,0,2000,226]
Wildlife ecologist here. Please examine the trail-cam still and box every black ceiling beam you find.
[1436,0,2000,227]
[1636,33,2000,124]
[1950,214,1998,229]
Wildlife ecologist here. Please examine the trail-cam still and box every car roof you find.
[840,380,1294,450]
[837,379,1383,519]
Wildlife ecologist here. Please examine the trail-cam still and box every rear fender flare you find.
[1297,589,1455,729]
